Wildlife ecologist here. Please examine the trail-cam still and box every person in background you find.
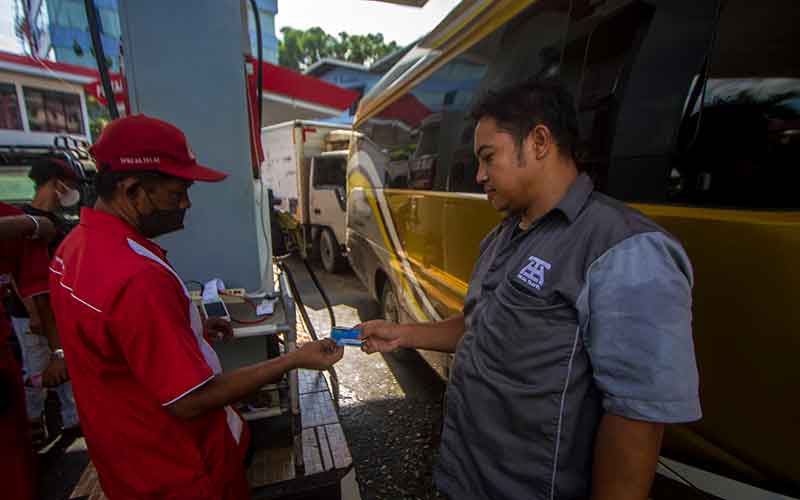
[4,158,83,445]
[0,205,57,500]
[359,79,701,500]
[50,114,344,500]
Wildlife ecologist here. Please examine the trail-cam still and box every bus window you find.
[560,1,656,190]
[356,0,574,196]
[558,0,719,201]
[446,124,482,194]
[443,0,572,194]
[671,0,800,209]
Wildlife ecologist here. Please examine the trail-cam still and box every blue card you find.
[331,326,363,346]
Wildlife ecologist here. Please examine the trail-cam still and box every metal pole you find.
[248,0,263,129]
[280,271,304,474]
[84,0,119,119]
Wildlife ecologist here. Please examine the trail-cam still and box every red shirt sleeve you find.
[108,268,214,406]
[0,203,50,299]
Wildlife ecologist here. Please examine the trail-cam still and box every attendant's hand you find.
[292,339,344,370]
[205,317,234,342]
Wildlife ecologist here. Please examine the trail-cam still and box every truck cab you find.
[309,151,348,272]
[261,120,355,273]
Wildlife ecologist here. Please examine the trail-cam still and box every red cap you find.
[89,114,227,182]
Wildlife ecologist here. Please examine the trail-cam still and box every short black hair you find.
[94,168,166,201]
[28,158,76,188]
[470,78,579,159]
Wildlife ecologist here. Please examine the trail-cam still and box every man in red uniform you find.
[0,204,57,500]
[49,115,343,500]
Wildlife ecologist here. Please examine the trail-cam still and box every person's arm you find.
[591,414,664,500]
[583,232,701,498]
[31,294,60,350]
[167,339,342,419]
[31,294,69,386]
[19,292,68,386]
[0,214,56,241]
[11,227,67,386]
[112,270,344,420]
[359,313,465,354]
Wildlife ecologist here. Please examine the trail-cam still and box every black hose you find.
[84,0,118,120]
[248,0,263,129]
[277,259,340,407]
[302,257,336,329]
[278,259,318,340]
[250,0,339,407]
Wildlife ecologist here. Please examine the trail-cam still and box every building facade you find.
[42,0,279,72]
[305,59,381,96]
[247,0,279,64]
[45,0,122,71]
[0,51,92,146]
[303,51,409,124]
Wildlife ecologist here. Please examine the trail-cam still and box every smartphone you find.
[202,300,230,321]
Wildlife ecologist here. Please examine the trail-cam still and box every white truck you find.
[261,120,353,273]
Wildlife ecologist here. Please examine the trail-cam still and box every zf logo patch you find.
[517,256,551,290]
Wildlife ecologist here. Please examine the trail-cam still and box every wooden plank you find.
[69,462,91,497]
[70,462,106,500]
[298,369,328,395]
[247,446,295,488]
[89,484,106,500]
[317,427,334,472]
[324,423,353,470]
[301,427,325,476]
[88,465,105,500]
[300,391,338,429]
[247,450,268,489]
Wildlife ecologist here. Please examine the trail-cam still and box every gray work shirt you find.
[435,173,701,500]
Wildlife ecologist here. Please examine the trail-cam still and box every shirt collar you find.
[79,207,168,258]
[553,172,594,223]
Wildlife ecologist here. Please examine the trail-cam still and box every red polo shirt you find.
[49,208,250,500]
[0,201,51,500]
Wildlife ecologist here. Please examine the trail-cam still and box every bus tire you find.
[381,281,416,360]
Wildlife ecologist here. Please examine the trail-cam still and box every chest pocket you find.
[474,275,578,389]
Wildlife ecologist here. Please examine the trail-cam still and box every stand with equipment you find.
[199,272,353,499]
[199,273,303,474]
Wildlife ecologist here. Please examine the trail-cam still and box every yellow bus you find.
[346,0,799,497]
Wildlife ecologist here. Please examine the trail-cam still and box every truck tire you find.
[310,228,321,261]
[319,228,347,274]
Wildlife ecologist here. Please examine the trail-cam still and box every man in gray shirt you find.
[359,79,701,500]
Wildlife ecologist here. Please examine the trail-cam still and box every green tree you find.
[87,97,110,141]
[278,26,400,71]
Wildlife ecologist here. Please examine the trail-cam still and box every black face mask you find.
[135,191,186,238]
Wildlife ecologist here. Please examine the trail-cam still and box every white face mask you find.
[57,181,81,208]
